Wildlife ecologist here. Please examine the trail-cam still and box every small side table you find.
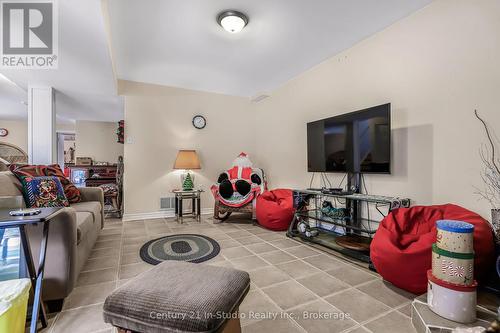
[172,189,203,223]
[0,207,63,333]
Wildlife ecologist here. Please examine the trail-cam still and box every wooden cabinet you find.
[66,165,117,187]
[85,177,116,187]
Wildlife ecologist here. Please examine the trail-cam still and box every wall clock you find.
[192,115,206,129]
[0,128,8,137]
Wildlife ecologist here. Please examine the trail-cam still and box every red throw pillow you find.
[10,164,81,203]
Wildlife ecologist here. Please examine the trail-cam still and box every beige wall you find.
[119,0,500,219]
[0,119,81,160]
[254,0,500,219]
[119,80,255,215]
[57,122,76,133]
[0,119,28,153]
[75,120,123,163]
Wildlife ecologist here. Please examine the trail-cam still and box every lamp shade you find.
[173,150,201,170]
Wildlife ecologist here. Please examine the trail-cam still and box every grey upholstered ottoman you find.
[103,261,250,333]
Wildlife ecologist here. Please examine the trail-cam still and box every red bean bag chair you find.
[370,204,495,294]
[256,189,294,231]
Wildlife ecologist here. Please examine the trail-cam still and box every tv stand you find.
[287,182,410,267]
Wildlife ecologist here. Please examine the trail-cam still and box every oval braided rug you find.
[139,234,220,265]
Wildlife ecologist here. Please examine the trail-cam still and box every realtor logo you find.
[1,0,58,68]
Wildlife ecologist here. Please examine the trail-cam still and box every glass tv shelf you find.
[287,189,410,265]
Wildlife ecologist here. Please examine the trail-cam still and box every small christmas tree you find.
[182,173,194,190]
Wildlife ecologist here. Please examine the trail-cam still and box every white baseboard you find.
[122,210,174,221]
[201,208,214,215]
[122,208,214,222]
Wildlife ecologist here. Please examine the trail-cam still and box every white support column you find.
[28,86,56,164]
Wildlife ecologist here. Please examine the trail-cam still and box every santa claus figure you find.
[211,152,265,207]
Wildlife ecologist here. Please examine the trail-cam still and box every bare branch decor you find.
[475,110,500,208]
[474,110,500,241]
[475,110,500,174]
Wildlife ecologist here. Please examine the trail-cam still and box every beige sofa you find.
[0,171,104,305]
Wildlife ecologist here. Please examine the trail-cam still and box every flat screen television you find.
[307,103,391,174]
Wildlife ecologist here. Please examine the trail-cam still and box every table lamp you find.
[173,150,201,190]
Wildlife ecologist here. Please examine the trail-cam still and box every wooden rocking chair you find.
[213,198,257,222]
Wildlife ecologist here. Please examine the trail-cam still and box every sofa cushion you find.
[76,212,94,245]
[70,201,102,222]
[9,164,81,203]
[0,171,23,197]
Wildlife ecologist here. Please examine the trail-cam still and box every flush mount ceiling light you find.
[217,10,248,33]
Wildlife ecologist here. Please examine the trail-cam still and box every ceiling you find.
[0,0,434,122]
[0,74,26,120]
[108,0,434,97]
[0,0,122,122]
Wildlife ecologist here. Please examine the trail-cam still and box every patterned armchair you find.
[99,156,124,218]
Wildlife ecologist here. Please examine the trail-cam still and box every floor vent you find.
[160,197,175,210]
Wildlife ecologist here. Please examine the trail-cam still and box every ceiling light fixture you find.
[217,10,248,34]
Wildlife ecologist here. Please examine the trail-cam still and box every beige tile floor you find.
[39,216,418,333]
